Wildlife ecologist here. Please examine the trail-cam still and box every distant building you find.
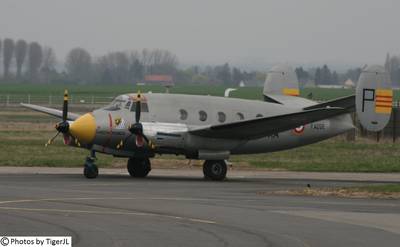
[239,81,246,87]
[141,75,174,93]
[143,75,174,87]
[343,79,355,89]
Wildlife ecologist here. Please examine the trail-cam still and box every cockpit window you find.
[130,101,149,112]
[103,98,126,111]
[125,101,132,109]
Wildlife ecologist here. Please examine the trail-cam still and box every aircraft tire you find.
[127,157,151,178]
[203,160,227,181]
[83,158,98,179]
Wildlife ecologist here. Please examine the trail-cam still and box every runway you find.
[0,169,399,247]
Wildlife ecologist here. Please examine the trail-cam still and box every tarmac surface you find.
[0,168,399,247]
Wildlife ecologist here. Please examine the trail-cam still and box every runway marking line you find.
[0,197,217,225]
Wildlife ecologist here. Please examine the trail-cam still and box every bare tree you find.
[42,46,56,71]
[15,39,28,79]
[94,51,130,84]
[40,46,57,83]
[3,38,15,79]
[141,49,178,75]
[28,42,43,82]
[65,47,92,83]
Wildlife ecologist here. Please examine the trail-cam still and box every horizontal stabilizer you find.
[189,107,349,140]
[20,103,80,121]
[304,95,355,112]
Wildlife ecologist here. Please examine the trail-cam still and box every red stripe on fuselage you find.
[102,113,113,152]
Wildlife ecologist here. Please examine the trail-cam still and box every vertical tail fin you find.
[263,64,299,99]
[356,65,392,132]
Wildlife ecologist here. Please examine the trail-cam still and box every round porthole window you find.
[256,114,263,118]
[199,110,207,121]
[180,109,188,120]
[218,112,226,123]
[236,112,244,120]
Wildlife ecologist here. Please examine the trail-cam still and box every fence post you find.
[49,95,52,106]
[28,94,31,104]
[393,108,397,143]
[91,95,94,104]
[6,95,10,107]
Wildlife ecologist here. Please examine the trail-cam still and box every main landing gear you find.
[127,157,151,178]
[203,160,227,181]
[83,150,98,179]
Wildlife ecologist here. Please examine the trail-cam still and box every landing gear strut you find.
[203,160,227,181]
[127,157,151,178]
[84,150,98,179]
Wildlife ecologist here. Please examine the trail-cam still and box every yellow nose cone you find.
[69,113,96,144]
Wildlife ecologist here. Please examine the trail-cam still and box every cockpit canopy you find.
[103,95,149,112]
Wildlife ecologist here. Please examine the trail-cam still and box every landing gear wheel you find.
[203,160,227,181]
[127,157,151,178]
[83,157,98,179]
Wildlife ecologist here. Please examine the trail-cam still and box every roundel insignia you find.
[293,125,305,135]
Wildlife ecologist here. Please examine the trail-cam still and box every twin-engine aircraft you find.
[22,65,392,180]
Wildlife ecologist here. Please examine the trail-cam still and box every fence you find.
[0,94,115,108]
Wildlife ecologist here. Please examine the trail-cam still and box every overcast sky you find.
[1,0,399,69]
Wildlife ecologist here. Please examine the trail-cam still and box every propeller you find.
[116,92,154,150]
[45,90,77,146]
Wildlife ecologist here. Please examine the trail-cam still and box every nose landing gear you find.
[83,150,98,179]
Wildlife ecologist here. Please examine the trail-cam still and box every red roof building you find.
[143,75,174,86]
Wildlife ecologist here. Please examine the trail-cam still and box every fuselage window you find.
[180,109,188,120]
[256,114,263,118]
[236,112,244,120]
[125,101,132,109]
[199,110,207,122]
[130,102,149,112]
[218,112,226,123]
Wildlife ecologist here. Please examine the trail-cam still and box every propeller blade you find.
[135,92,141,123]
[45,131,60,147]
[62,89,68,122]
[46,90,71,148]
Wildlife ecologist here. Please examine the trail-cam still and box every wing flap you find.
[189,107,348,139]
[20,103,80,121]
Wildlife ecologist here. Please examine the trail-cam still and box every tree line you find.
[1,37,398,87]
[0,38,56,83]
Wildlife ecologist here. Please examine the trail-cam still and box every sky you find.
[1,0,400,70]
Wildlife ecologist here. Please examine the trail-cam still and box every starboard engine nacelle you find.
[356,65,392,132]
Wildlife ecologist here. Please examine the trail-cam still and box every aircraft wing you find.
[189,107,349,139]
[20,103,80,121]
[303,95,355,112]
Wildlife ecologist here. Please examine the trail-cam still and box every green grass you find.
[0,83,356,101]
[231,140,400,172]
[1,83,399,172]
[0,130,114,167]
